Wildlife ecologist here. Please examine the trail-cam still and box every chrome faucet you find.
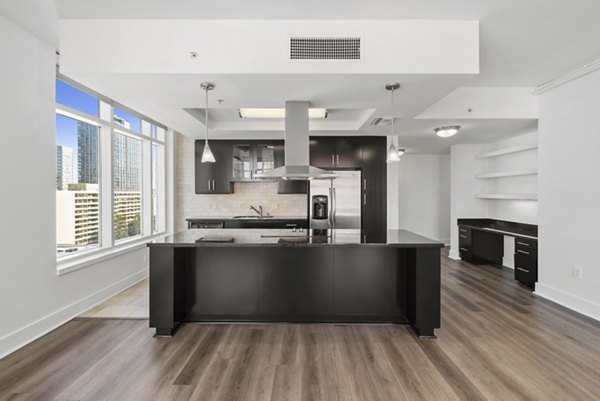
[250,205,263,217]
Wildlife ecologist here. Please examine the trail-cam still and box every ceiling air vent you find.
[370,117,401,127]
[290,37,361,60]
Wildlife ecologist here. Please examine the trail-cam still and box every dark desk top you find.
[148,229,444,248]
[458,218,538,239]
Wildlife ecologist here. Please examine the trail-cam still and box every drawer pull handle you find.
[460,235,468,239]
[460,247,468,252]
[517,242,530,246]
[460,228,468,232]
[517,267,530,273]
[285,224,297,227]
[517,250,530,255]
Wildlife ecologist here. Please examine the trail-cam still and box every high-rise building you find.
[77,122,99,184]
[113,133,141,191]
[56,145,74,190]
[56,183,100,250]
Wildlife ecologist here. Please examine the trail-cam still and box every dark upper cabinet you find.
[231,143,254,181]
[360,136,387,194]
[195,140,233,194]
[335,138,363,168]
[309,137,362,168]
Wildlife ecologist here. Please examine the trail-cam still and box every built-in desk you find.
[457,218,538,289]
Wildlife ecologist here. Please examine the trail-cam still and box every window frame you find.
[55,74,168,275]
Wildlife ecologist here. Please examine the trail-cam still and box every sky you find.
[55,80,142,180]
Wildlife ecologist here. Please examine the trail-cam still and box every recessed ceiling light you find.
[434,125,461,138]
[238,108,328,119]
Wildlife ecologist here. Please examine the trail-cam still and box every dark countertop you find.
[148,229,444,248]
[458,218,537,239]
[186,216,308,221]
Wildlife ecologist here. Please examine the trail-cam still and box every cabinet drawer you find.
[514,253,538,288]
[459,246,472,261]
[515,237,537,250]
[515,245,537,257]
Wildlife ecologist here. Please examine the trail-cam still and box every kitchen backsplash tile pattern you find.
[175,133,307,232]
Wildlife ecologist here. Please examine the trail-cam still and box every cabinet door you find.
[195,140,214,194]
[362,190,387,243]
[335,138,362,168]
[231,143,254,181]
[254,142,277,177]
[211,141,233,194]
[310,137,337,168]
[361,136,387,193]
[515,253,537,289]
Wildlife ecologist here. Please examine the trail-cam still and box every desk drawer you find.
[515,237,537,250]
[458,226,472,239]
[515,253,538,289]
[515,244,537,257]
[459,245,472,261]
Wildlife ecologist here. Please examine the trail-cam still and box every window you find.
[56,114,100,255]
[55,75,167,266]
[113,107,141,133]
[56,80,99,116]
[113,132,142,240]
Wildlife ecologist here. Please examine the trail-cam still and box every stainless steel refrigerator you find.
[309,170,361,230]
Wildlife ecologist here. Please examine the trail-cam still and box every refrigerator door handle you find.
[332,187,337,228]
[328,187,333,227]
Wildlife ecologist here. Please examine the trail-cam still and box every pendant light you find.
[200,82,216,163]
[386,82,401,163]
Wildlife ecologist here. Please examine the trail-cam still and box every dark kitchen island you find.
[147,229,443,338]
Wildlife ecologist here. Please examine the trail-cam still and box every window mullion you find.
[99,124,114,248]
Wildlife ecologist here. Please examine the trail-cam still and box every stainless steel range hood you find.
[254,101,337,180]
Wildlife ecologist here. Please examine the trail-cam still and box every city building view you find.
[56,117,142,255]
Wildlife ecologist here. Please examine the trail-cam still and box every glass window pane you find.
[56,80,99,116]
[152,144,158,233]
[113,132,142,240]
[156,126,165,142]
[56,114,100,256]
[113,107,141,132]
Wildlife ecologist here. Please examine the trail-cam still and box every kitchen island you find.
[147,229,443,338]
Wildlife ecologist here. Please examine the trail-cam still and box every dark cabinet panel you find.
[515,253,538,288]
[258,248,334,316]
[309,137,337,168]
[335,138,363,168]
[194,140,233,194]
[360,136,387,194]
[224,219,308,229]
[187,248,258,316]
[362,190,386,243]
[333,248,403,316]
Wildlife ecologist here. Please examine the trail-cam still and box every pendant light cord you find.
[391,87,395,148]
[205,86,209,141]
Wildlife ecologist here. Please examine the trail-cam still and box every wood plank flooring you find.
[1,250,599,401]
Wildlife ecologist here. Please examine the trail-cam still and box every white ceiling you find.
[55,0,600,153]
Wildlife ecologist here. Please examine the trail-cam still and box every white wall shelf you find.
[475,169,538,179]
[476,194,538,201]
[475,144,538,159]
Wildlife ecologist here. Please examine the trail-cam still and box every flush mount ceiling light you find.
[238,108,328,119]
[434,125,461,138]
[200,82,216,163]
[385,82,402,163]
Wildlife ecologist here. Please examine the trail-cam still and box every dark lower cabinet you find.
[515,237,538,288]
[186,248,258,317]
[458,226,472,261]
[333,248,404,317]
[258,248,334,316]
[514,254,538,288]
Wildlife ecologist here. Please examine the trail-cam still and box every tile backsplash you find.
[175,133,307,232]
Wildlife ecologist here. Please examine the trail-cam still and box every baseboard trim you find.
[0,269,148,359]
[448,248,461,260]
[535,283,600,321]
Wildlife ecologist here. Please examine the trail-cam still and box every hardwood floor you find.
[1,250,599,401]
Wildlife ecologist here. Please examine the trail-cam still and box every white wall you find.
[449,144,489,258]
[448,132,538,260]
[387,151,451,242]
[536,69,600,320]
[0,12,150,358]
